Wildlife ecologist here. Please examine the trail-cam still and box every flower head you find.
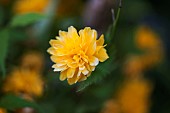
[20,51,44,73]
[3,69,44,97]
[116,79,152,113]
[0,108,6,113]
[135,26,162,50]
[13,0,50,14]
[47,26,109,85]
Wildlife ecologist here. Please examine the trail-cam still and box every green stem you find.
[110,1,122,42]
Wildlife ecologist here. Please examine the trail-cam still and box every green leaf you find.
[0,94,44,113]
[10,13,45,27]
[11,29,28,41]
[0,29,9,77]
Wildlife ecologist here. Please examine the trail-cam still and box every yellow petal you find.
[67,79,74,85]
[79,65,85,71]
[47,47,57,55]
[67,75,80,85]
[60,70,67,81]
[68,26,79,39]
[96,34,104,46]
[59,30,67,39]
[89,56,99,66]
[78,75,87,82]
[86,40,96,56]
[82,68,89,75]
[52,64,68,71]
[49,39,63,48]
[50,56,66,63]
[95,48,109,62]
[67,68,76,78]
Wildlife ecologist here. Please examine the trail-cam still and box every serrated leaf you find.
[0,29,9,77]
[10,13,45,27]
[0,94,44,113]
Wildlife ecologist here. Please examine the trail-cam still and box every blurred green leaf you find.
[0,29,9,77]
[0,7,4,26]
[0,94,44,113]
[11,29,28,41]
[10,13,45,27]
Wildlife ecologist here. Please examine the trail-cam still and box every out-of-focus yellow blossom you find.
[3,69,44,97]
[47,26,109,85]
[20,52,44,73]
[0,108,6,113]
[100,100,120,113]
[135,26,162,50]
[124,54,163,77]
[13,0,50,14]
[116,79,152,113]
[124,26,164,77]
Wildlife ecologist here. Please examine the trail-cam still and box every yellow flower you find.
[20,51,44,73]
[0,108,6,113]
[13,0,50,14]
[116,79,152,113]
[3,69,44,97]
[47,26,109,85]
[135,26,162,50]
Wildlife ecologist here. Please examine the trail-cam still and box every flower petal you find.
[60,70,67,81]
[52,64,67,72]
[67,75,80,85]
[89,56,99,66]
[47,47,57,55]
[67,68,76,78]
[82,68,89,75]
[96,34,104,46]
[49,39,63,48]
[95,48,109,62]
[78,75,87,82]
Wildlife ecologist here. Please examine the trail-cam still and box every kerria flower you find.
[116,79,152,113]
[3,69,44,97]
[47,26,109,85]
[20,51,44,73]
[13,0,50,14]
[135,26,162,50]
[0,108,6,113]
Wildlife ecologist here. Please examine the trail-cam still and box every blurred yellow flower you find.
[124,26,164,77]
[135,26,162,50]
[20,52,44,73]
[3,69,44,97]
[116,79,152,113]
[13,0,50,14]
[47,26,109,85]
[0,108,6,113]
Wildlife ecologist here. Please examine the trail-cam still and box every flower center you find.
[73,50,88,64]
